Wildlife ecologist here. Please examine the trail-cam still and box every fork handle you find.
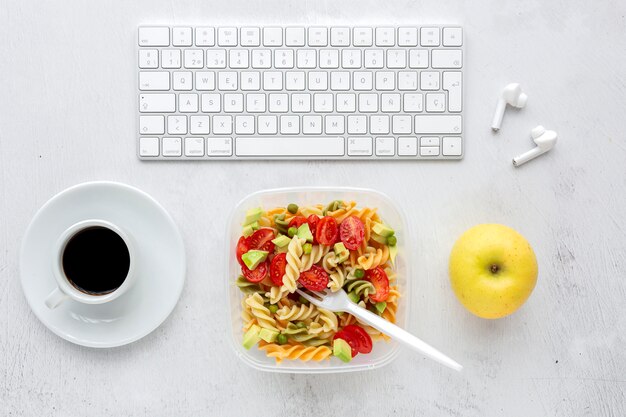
[345,303,463,372]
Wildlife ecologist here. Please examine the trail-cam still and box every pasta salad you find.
[235,200,400,363]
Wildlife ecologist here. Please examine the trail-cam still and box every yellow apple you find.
[449,224,538,319]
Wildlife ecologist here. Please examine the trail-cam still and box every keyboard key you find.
[184,137,205,156]
[229,50,249,69]
[258,115,278,134]
[420,27,440,46]
[241,71,261,91]
[195,27,215,46]
[375,27,395,46]
[337,93,356,112]
[420,71,440,90]
[381,93,401,112]
[217,27,238,46]
[206,50,226,68]
[442,136,462,156]
[190,115,210,134]
[241,27,261,46]
[285,27,305,46]
[325,115,344,134]
[138,50,158,68]
[139,72,170,91]
[420,136,440,146]
[263,27,283,46]
[314,93,334,112]
[269,93,288,112]
[172,27,192,46]
[443,71,462,112]
[224,93,244,112]
[398,71,418,91]
[167,115,187,134]
[297,49,316,68]
[415,115,462,134]
[139,93,175,113]
[358,94,378,112]
[161,49,181,69]
[341,49,361,69]
[183,50,204,68]
[408,49,429,69]
[195,72,215,91]
[375,72,395,90]
[420,146,439,156]
[280,115,300,134]
[139,137,159,156]
[347,137,372,156]
[353,27,373,46]
[392,115,411,134]
[275,49,294,69]
[308,72,328,91]
[398,27,418,46]
[213,115,233,134]
[252,49,272,68]
[403,93,423,112]
[319,50,340,69]
[442,27,463,47]
[173,71,192,90]
[308,27,328,46]
[162,137,182,156]
[208,137,233,156]
[139,115,165,134]
[263,73,282,91]
[330,27,350,46]
[235,115,255,134]
[353,72,373,91]
[201,93,221,112]
[331,72,350,91]
[375,137,395,156]
[370,115,390,134]
[218,72,238,90]
[246,94,266,112]
[364,50,384,69]
[386,49,406,68]
[347,115,367,134]
[285,71,305,90]
[138,27,169,46]
[398,136,418,156]
[179,94,198,112]
[302,115,323,134]
[432,50,463,69]
[426,93,446,112]
[236,137,344,156]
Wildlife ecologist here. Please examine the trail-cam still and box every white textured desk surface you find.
[1,0,625,415]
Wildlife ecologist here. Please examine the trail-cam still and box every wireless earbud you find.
[491,83,528,131]
[512,126,557,167]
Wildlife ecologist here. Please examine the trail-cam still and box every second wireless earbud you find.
[491,83,528,131]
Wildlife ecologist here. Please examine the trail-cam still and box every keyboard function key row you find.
[139,26,462,48]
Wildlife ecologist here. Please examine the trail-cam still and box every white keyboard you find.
[137,25,464,160]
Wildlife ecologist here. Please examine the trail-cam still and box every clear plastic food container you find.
[226,187,411,373]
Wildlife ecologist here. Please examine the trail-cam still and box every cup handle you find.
[45,287,68,309]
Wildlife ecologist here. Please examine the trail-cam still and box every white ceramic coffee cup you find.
[45,219,136,309]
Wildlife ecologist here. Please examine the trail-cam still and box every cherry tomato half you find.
[247,228,275,252]
[365,267,390,302]
[307,215,320,243]
[288,216,307,229]
[342,324,373,354]
[315,216,339,246]
[339,216,365,250]
[236,236,250,267]
[333,330,359,357]
[269,253,287,286]
[298,265,329,291]
[241,261,268,283]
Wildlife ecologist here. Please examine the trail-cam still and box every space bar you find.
[235,137,345,157]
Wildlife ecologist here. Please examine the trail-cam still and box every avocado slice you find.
[271,234,291,248]
[333,338,352,363]
[241,250,269,270]
[296,223,314,243]
[242,324,262,349]
[244,207,264,226]
[375,301,387,314]
[369,232,388,245]
[333,242,349,263]
[389,244,398,265]
[372,222,395,237]
[242,224,255,237]
[259,328,279,343]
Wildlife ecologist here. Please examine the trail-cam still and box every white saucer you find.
[20,181,186,348]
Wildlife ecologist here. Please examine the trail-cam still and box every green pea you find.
[268,304,278,314]
[387,236,397,246]
[287,203,299,214]
[298,295,310,305]
[296,321,307,329]
[354,268,365,279]
[288,226,297,237]
[303,243,312,254]
[277,334,288,345]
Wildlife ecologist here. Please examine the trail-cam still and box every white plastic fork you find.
[296,288,463,372]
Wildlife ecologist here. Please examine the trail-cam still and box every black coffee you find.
[62,226,131,295]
